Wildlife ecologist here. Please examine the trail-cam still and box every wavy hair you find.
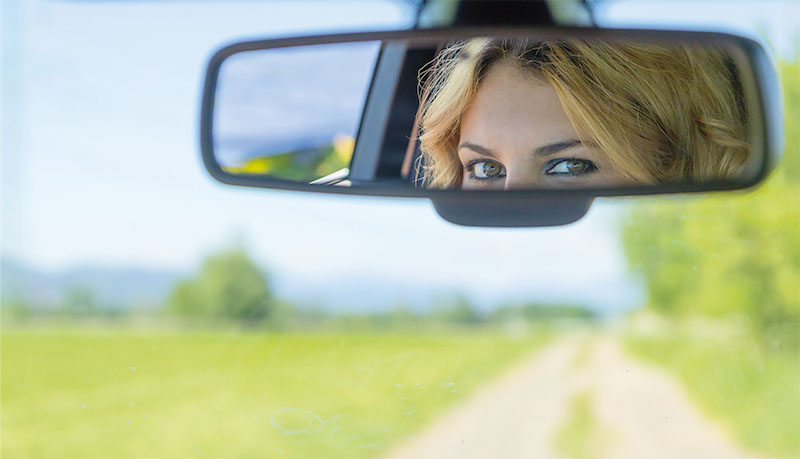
[415,38,750,188]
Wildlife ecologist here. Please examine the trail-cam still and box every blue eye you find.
[466,160,506,180]
[545,158,597,176]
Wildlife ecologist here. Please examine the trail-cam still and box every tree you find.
[166,247,271,322]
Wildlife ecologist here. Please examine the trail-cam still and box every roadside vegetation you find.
[621,58,800,458]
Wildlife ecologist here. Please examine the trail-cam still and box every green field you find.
[1,327,547,458]
[625,325,800,458]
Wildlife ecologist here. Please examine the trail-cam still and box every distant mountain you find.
[0,259,462,314]
[0,258,181,310]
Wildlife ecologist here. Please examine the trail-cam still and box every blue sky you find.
[1,0,796,312]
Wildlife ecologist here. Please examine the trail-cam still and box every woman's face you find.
[457,61,631,190]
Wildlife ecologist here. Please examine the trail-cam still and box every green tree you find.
[621,59,800,341]
[166,247,271,322]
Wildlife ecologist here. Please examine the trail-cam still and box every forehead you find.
[459,61,577,149]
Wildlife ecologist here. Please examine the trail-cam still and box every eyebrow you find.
[533,139,583,157]
[458,142,498,158]
[458,139,583,158]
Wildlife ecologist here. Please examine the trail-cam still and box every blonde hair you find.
[416,38,750,188]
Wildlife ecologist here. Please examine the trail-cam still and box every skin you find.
[457,61,632,190]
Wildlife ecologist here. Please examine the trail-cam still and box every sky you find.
[1,0,796,313]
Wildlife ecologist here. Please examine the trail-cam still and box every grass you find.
[1,326,548,458]
[568,336,594,372]
[552,391,603,459]
[625,324,800,458]
[551,377,615,459]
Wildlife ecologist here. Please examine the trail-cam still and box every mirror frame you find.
[200,26,783,225]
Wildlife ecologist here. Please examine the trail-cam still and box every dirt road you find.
[384,335,755,459]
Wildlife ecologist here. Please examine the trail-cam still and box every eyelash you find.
[543,158,598,176]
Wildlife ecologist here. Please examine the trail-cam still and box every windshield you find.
[2,1,798,457]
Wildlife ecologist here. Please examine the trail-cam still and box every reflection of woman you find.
[416,38,750,189]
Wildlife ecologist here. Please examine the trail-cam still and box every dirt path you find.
[384,334,756,459]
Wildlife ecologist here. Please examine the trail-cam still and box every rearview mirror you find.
[200,27,783,226]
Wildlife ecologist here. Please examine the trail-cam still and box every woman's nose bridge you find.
[504,161,539,189]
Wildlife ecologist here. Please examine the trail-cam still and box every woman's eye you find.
[545,158,597,176]
[468,160,506,180]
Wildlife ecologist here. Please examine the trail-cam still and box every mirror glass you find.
[211,36,762,191]
[214,41,380,181]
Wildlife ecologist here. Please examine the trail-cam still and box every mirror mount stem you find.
[416,0,591,29]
